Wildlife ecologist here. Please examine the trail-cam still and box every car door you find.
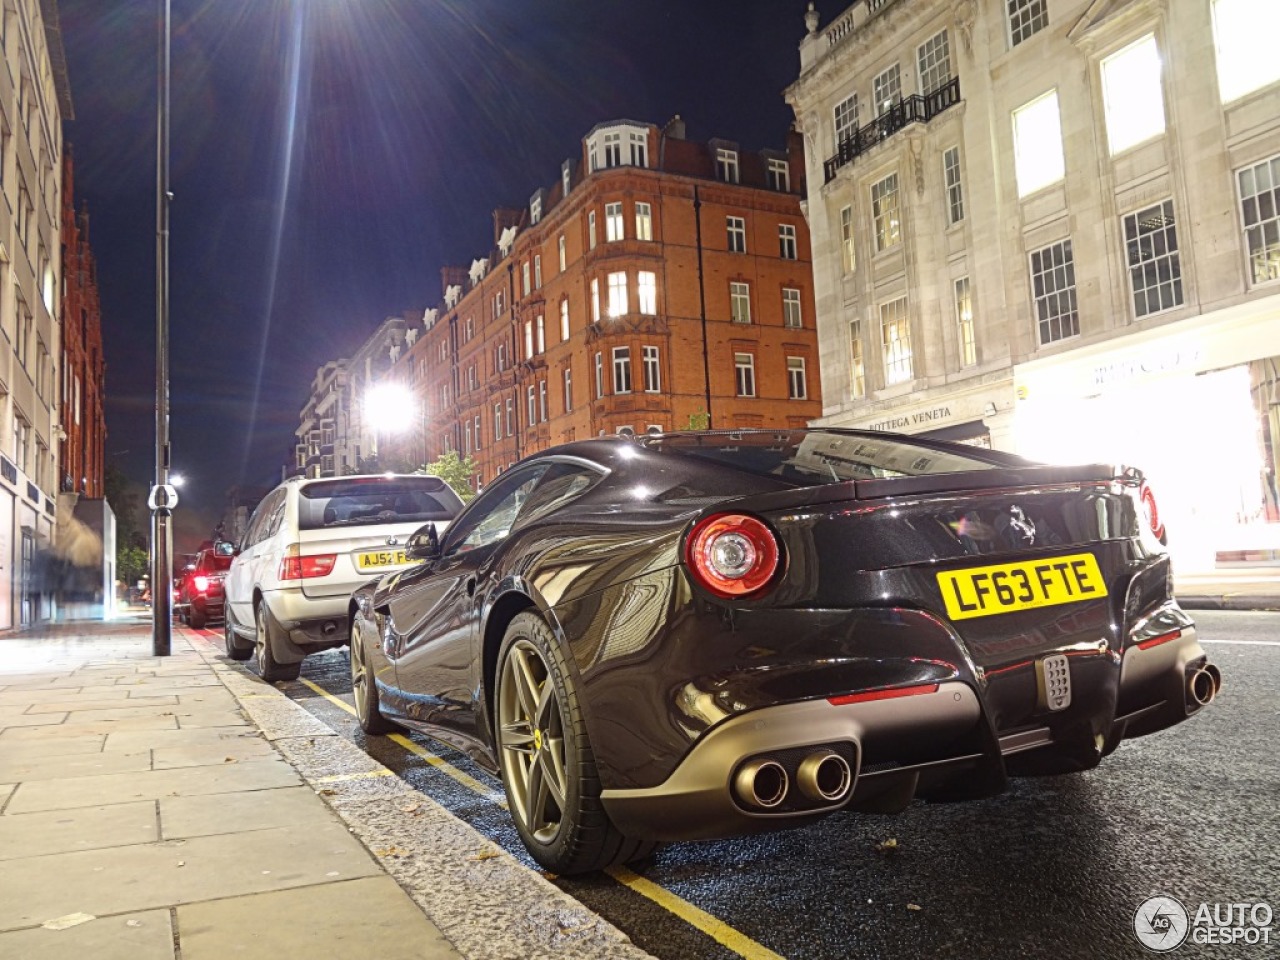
[226,488,285,627]
[387,464,551,746]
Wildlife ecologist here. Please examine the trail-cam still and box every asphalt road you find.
[242,610,1279,960]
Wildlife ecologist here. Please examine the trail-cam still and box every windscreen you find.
[297,476,464,531]
[651,431,1017,486]
[199,554,233,572]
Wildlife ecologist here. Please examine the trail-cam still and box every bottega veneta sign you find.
[868,406,952,432]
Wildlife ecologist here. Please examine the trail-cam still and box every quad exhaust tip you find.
[796,750,853,803]
[733,759,788,810]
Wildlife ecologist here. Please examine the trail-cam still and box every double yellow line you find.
[297,676,786,960]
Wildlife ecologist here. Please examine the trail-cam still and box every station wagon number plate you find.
[355,550,409,571]
[936,552,1106,621]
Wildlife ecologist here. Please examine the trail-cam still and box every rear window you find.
[199,554,233,572]
[649,431,1014,486]
[297,476,464,531]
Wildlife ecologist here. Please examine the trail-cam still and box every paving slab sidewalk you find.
[0,618,654,960]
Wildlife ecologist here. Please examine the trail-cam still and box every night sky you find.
[57,0,847,550]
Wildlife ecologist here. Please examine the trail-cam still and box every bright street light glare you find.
[365,382,416,435]
[171,474,185,488]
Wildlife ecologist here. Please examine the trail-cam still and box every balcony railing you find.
[823,77,961,183]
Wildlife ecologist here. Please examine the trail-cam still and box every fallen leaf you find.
[877,838,899,851]
[223,757,237,763]
[470,848,501,861]
[318,788,337,796]
[375,845,409,858]
[399,802,422,814]
[42,913,96,931]
[907,903,922,911]
[176,861,185,867]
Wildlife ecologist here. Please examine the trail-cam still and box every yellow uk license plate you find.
[355,550,409,571]
[936,553,1107,621]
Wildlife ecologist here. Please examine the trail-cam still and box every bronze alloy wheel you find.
[498,636,569,845]
[349,616,396,734]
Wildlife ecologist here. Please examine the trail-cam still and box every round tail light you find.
[1139,483,1166,544]
[193,575,210,593]
[685,513,783,599]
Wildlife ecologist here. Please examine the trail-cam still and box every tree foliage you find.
[421,450,476,502]
[118,545,150,587]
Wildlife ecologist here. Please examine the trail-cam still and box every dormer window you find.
[562,160,573,196]
[630,131,648,167]
[767,158,790,192]
[716,148,739,184]
[585,123,651,172]
[530,195,542,225]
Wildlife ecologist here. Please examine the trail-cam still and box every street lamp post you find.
[151,0,173,655]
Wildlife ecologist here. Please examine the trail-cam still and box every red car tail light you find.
[278,544,337,581]
[828,683,940,706]
[1139,482,1166,543]
[685,513,782,599]
[193,575,210,593]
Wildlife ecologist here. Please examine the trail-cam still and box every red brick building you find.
[395,117,821,491]
[59,151,106,498]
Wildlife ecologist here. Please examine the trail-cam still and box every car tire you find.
[254,601,301,682]
[189,606,207,630]
[224,611,252,661]
[350,617,398,735]
[495,611,656,875]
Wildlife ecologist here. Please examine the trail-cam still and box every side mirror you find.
[406,522,441,561]
[214,540,237,557]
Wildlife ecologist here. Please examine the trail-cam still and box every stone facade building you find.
[394,116,821,493]
[787,0,1280,570]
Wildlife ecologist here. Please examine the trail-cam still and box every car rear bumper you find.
[261,589,350,662]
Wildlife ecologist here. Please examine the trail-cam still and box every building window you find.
[834,93,859,144]
[612,346,632,394]
[607,271,628,317]
[539,379,547,422]
[637,271,657,315]
[464,317,474,342]
[474,415,482,450]
[531,196,542,225]
[635,201,653,240]
[727,216,746,253]
[497,342,508,371]
[560,298,570,340]
[527,385,537,426]
[605,201,624,242]
[782,288,803,328]
[536,314,546,353]
[642,345,661,392]
[563,366,573,412]
[588,210,597,249]
[779,224,798,260]
[943,146,965,225]
[734,353,756,397]
[879,299,914,386]
[591,278,601,323]
[1238,154,1280,284]
[786,357,808,400]
[604,131,622,167]
[767,158,790,192]
[524,321,534,359]
[917,30,951,95]
[1212,0,1280,103]
[1008,0,1048,47]
[955,277,976,366]
[595,352,604,398]
[534,254,542,289]
[522,261,531,296]
[730,281,752,323]
[562,163,572,197]
[1102,35,1165,155]
[871,174,901,251]
[1124,199,1183,315]
[630,130,648,167]
[840,206,855,273]
[717,148,740,183]
[495,403,503,439]
[506,398,514,435]
[464,421,472,455]
[1013,90,1064,197]
[1030,239,1080,344]
[559,234,567,271]
[873,63,901,116]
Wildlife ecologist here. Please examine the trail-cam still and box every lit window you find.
[642,345,660,392]
[734,353,756,397]
[536,314,545,353]
[873,64,901,116]
[730,281,751,323]
[767,158,790,192]
[637,271,657,315]
[591,278,600,323]
[1013,90,1064,197]
[783,288,802,328]
[524,321,534,359]
[635,201,653,240]
[1212,0,1280,103]
[917,30,951,96]
[1102,35,1165,155]
[834,93,859,144]
[1238,154,1280,284]
[871,174,901,251]
[534,255,542,288]
[840,206,855,273]
[1008,0,1048,47]
[955,277,975,366]
[560,298,570,340]
[530,196,542,225]
[717,148,739,183]
[779,224,798,260]
[786,357,808,400]
[1030,239,1079,344]
[943,147,965,224]
[727,216,746,253]
[880,298,913,385]
[1124,199,1184,315]
[612,346,632,394]
[558,234,566,271]
[607,271,628,317]
[522,261,531,296]
[588,211,597,249]
[606,202,624,242]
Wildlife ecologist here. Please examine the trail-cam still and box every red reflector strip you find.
[827,683,939,706]
[1135,629,1182,651]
